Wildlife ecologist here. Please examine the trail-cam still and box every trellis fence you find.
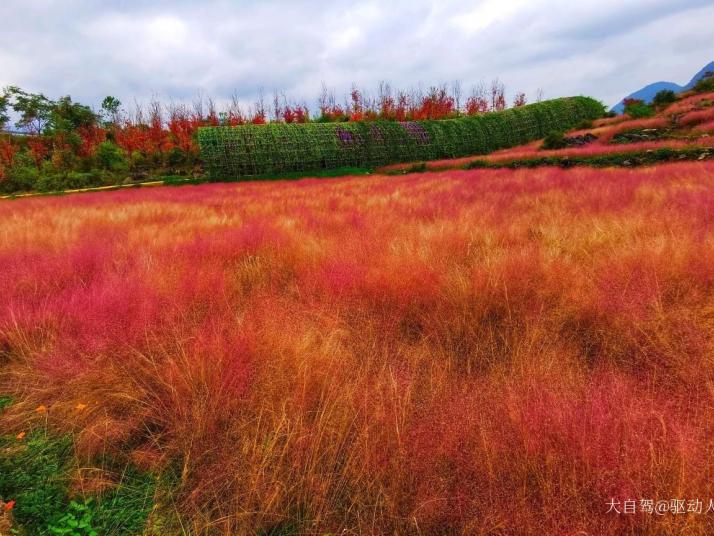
[198,96,604,180]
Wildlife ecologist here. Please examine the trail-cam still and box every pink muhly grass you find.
[665,92,714,115]
[596,117,671,143]
[693,119,714,134]
[2,162,714,533]
[593,114,632,127]
[485,137,714,162]
[679,106,714,126]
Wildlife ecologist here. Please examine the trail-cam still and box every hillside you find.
[381,89,714,173]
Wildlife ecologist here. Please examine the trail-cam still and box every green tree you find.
[0,89,10,130]
[623,98,654,118]
[95,141,127,171]
[0,151,39,193]
[49,95,97,134]
[101,96,122,126]
[5,86,54,134]
[652,89,676,108]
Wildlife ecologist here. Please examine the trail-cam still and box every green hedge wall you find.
[198,96,604,180]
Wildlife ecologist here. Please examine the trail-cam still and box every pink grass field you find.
[3,162,714,533]
[379,136,714,172]
[483,135,714,162]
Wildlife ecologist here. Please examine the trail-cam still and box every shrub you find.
[653,89,677,108]
[541,130,567,150]
[166,146,186,167]
[623,99,654,118]
[51,147,78,172]
[0,152,39,193]
[95,141,128,172]
[129,150,148,172]
[35,171,99,192]
[198,96,605,180]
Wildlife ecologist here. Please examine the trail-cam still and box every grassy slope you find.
[378,91,714,173]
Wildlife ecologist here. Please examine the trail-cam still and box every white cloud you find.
[450,0,529,33]
[0,0,711,111]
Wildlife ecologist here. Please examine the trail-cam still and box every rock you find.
[563,133,598,147]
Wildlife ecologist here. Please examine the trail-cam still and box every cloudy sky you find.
[1,0,712,113]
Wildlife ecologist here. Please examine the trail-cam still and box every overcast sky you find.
[1,0,713,113]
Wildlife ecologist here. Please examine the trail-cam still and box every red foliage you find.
[168,111,199,155]
[250,112,266,125]
[414,87,455,120]
[293,107,308,123]
[282,107,296,124]
[395,92,408,122]
[350,88,362,115]
[319,104,347,122]
[280,106,309,124]
[77,125,107,158]
[114,117,175,156]
[225,110,245,126]
[465,95,489,115]
[0,138,18,168]
[378,94,396,120]
[491,80,506,111]
[27,137,51,167]
[513,92,527,107]
[147,112,171,154]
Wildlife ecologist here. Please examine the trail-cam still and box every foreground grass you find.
[0,399,160,535]
[2,162,714,534]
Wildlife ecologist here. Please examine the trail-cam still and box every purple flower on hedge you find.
[336,127,365,147]
[401,122,430,144]
[336,127,355,145]
[370,124,385,143]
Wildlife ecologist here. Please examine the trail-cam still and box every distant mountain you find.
[611,81,683,114]
[684,60,714,90]
[611,61,714,114]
